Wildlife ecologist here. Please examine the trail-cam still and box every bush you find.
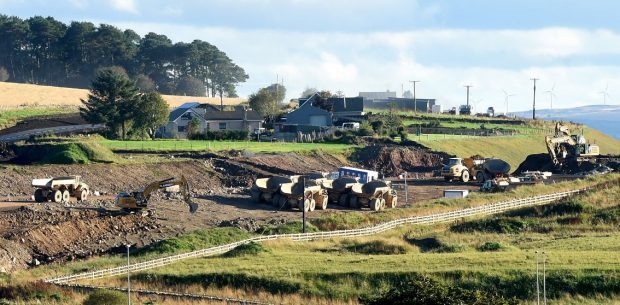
[592,207,620,225]
[189,130,249,141]
[478,242,504,252]
[342,240,408,255]
[406,237,466,253]
[256,221,319,235]
[223,242,268,257]
[362,275,516,305]
[83,290,127,305]
[135,227,251,256]
[452,218,530,234]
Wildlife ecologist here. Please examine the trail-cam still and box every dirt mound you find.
[0,205,175,270]
[0,114,86,136]
[352,146,447,176]
[515,153,620,174]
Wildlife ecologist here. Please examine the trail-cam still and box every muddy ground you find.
[0,146,458,273]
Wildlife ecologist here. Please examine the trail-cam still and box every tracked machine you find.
[544,123,620,172]
[115,176,198,214]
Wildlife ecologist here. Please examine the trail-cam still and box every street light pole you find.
[531,78,539,120]
[126,244,131,305]
[543,251,547,305]
[535,250,540,305]
[409,80,420,112]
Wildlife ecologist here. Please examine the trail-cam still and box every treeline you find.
[0,15,248,97]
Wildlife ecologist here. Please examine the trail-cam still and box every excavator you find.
[115,176,198,214]
[545,123,600,170]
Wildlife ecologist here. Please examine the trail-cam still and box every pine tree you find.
[80,68,139,139]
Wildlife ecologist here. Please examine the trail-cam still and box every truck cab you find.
[441,158,470,182]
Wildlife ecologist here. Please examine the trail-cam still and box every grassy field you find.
[99,139,357,154]
[83,181,620,304]
[0,81,244,108]
[0,106,77,129]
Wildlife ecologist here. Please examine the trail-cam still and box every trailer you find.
[348,180,398,211]
[278,179,329,211]
[31,176,89,203]
[251,175,299,206]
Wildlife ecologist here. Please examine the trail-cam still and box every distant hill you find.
[511,105,620,140]
[0,82,245,108]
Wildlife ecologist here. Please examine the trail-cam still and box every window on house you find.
[180,112,192,120]
[178,125,187,132]
[219,122,227,130]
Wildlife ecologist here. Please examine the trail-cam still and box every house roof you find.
[359,91,397,100]
[203,110,263,121]
[177,102,201,109]
[169,107,194,121]
[329,97,364,112]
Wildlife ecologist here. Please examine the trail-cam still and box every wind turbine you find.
[599,84,610,105]
[503,90,515,115]
[544,83,556,110]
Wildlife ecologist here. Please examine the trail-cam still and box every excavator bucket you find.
[188,201,198,214]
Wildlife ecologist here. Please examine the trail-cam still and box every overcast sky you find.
[2,0,620,112]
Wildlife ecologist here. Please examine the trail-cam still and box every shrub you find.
[135,227,251,256]
[451,218,532,234]
[83,290,127,305]
[256,221,318,235]
[406,237,465,253]
[223,242,268,257]
[592,207,620,225]
[361,275,516,305]
[342,240,408,255]
[478,242,504,252]
[189,130,249,141]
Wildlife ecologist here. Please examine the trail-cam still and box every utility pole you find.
[535,250,540,305]
[302,177,306,233]
[543,251,547,305]
[126,244,131,305]
[531,78,539,120]
[409,80,420,112]
[464,85,473,107]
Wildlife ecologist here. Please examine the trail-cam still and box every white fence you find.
[46,189,585,284]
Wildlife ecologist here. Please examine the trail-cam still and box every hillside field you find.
[0,82,244,108]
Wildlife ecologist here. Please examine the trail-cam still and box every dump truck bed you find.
[31,177,78,189]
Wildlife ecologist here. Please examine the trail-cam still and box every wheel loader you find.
[115,176,198,213]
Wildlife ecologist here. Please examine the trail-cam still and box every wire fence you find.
[46,188,586,284]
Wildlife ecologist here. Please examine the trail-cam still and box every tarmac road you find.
[0,124,105,142]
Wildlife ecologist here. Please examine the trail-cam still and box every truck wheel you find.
[52,190,62,202]
[369,198,381,211]
[309,199,316,211]
[298,198,310,212]
[476,172,485,183]
[34,189,46,203]
[349,196,360,209]
[338,194,349,207]
[461,170,470,182]
[279,196,288,208]
[272,194,281,207]
[62,190,70,202]
[318,196,328,210]
[251,190,261,202]
[77,189,89,201]
[379,198,386,210]
[387,196,397,208]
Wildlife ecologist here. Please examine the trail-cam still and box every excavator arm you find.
[119,176,198,213]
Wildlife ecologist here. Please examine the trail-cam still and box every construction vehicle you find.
[278,179,329,211]
[480,178,511,193]
[459,105,472,115]
[441,157,511,183]
[32,176,90,203]
[545,123,600,170]
[115,176,198,213]
[251,175,299,206]
[348,180,398,211]
[322,176,360,206]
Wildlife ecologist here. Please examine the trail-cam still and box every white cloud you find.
[112,21,620,111]
[110,0,138,14]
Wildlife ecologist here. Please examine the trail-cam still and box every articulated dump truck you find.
[251,173,329,211]
[251,168,398,212]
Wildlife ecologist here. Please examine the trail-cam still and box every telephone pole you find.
[409,80,420,112]
[531,78,539,120]
[464,85,473,107]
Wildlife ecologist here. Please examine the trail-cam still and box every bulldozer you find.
[115,176,198,213]
[545,123,600,170]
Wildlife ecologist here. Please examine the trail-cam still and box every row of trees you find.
[81,69,169,139]
[0,15,248,97]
